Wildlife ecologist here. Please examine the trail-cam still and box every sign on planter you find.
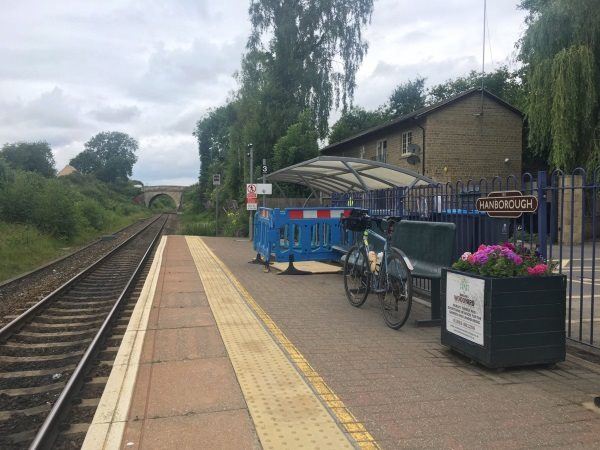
[446,272,485,345]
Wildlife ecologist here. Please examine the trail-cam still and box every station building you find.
[320,88,523,183]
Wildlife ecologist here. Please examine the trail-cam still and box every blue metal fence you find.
[332,169,600,350]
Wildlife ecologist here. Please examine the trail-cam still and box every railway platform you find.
[83,236,600,449]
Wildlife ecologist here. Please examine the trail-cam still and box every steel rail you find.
[28,215,167,449]
[0,216,152,290]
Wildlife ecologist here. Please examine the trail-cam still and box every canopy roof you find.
[266,156,435,193]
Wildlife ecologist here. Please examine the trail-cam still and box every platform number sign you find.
[212,174,221,186]
[262,164,268,174]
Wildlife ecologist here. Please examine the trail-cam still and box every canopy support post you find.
[299,174,320,207]
[342,161,369,191]
[302,192,313,208]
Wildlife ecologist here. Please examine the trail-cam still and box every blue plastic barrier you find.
[253,207,353,267]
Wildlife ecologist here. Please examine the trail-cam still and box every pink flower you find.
[471,250,489,265]
[502,242,516,251]
[461,252,472,261]
[527,264,548,276]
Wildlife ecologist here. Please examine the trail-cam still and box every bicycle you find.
[341,210,413,329]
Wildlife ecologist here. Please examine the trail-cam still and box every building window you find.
[402,131,413,154]
[376,140,387,163]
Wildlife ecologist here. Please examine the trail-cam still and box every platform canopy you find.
[266,156,435,193]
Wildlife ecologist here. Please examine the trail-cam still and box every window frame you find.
[401,131,413,154]
[376,140,387,163]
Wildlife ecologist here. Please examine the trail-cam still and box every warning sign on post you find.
[247,183,272,195]
[446,272,485,346]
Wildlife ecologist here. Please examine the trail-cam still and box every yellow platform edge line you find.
[195,237,379,449]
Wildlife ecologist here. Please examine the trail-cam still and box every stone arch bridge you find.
[142,186,187,210]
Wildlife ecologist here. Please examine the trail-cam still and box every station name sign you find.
[476,190,538,219]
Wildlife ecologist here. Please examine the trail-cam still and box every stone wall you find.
[424,94,522,184]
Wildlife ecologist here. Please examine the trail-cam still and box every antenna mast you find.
[480,0,486,114]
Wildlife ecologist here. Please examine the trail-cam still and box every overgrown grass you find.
[0,211,148,282]
[179,210,216,236]
[0,222,65,281]
[0,166,152,282]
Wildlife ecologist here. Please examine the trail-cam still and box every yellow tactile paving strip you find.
[187,237,378,449]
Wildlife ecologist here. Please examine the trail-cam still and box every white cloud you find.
[132,134,199,186]
[351,0,527,110]
[0,0,526,185]
[90,105,141,123]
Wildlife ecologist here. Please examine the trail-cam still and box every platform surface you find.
[85,236,600,449]
[270,260,343,274]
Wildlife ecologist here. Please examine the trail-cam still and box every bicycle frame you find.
[362,228,390,293]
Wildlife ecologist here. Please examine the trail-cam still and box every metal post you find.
[249,144,254,240]
[537,170,547,258]
[215,186,218,237]
[262,158,267,208]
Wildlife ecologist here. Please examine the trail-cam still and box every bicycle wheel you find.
[343,244,370,307]
[378,248,412,329]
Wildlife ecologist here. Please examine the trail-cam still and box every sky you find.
[0,1,527,186]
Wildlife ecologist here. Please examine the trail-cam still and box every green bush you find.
[0,165,149,241]
[0,171,44,224]
[221,209,247,237]
[0,164,152,281]
[78,198,106,230]
[0,158,12,187]
[33,179,79,239]
[181,220,216,236]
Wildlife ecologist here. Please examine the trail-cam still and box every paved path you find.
[83,236,356,449]
[205,237,600,449]
[84,235,600,449]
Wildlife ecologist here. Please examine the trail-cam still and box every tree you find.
[70,132,138,182]
[0,157,12,188]
[428,67,525,108]
[387,77,426,117]
[247,0,375,138]
[69,150,100,174]
[194,104,237,198]
[518,0,600,170]
[0,141,56,177]
[272,110,319,196]
[273,110,319,170]
[328,107,388,144]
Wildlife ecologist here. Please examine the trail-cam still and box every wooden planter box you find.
[441,268,567,369]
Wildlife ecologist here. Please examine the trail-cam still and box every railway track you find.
[0,214,170,449]
[0,216,162,328]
